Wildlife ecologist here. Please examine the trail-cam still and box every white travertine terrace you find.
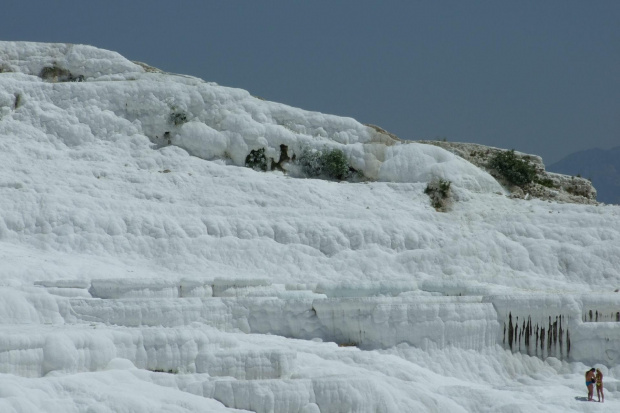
[1,41,620,412]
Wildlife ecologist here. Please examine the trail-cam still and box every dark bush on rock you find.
[169,111,188,126]
[245,148,268,171]
[535,177,556,188]
[488,149,537,186]
[424,179,452,211]
[39,65,84,82]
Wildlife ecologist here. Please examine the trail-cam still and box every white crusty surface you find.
[1,41,619,412]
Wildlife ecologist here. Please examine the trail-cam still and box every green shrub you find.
[245,148,268,171]
[298,148,323,177]
[298,147,350,180]
[535,177,555,188]
[488,149,536,186]
[321,148,350,180]
[425,179,452,211]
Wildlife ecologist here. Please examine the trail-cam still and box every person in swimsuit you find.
[596,368,604,403]
[585,368,596,401]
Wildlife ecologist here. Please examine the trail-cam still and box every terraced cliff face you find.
[1,41,620,413]
[417,141,598,204]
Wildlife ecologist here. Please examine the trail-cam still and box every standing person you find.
[585,368,596,401]
[596,369,604,403]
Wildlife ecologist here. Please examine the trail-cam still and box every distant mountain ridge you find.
[548,146,620,204]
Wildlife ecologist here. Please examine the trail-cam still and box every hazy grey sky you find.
[2,1,618,164]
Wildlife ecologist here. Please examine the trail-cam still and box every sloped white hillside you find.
[1,42,619,412]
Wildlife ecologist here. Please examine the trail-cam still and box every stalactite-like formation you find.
[508,313,514,350]
[558,317,563,357]
[504,305,620,360]
[582,308,620,322]
[502,313,570,359]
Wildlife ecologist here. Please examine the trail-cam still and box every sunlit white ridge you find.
[0,41,619,412]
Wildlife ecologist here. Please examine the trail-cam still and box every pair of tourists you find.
[585,368,604,402]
